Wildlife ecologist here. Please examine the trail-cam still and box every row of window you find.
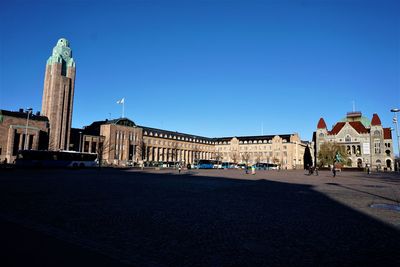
[217,139,288,145]
[143,131,212,144]
[216,145,288,151]
[220,151,289,157]
[143,131,290,145]
[145,139,212,150]
[115,130,138,142]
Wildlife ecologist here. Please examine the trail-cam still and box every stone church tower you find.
[41,38,76,151]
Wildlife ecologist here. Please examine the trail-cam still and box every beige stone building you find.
[0,109,49,163]
[214,134,308,169]
[314,112,394,170]
[73,117,308,169]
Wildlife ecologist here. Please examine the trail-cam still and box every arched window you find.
[374,130,380,136]
[386,159,392,168]
[346,159,352,167]
[357,158,363,168]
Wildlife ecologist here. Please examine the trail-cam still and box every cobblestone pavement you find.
[0,168,400,267]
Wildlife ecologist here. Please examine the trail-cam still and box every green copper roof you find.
[340,115,371,128]
[46,38,75,67]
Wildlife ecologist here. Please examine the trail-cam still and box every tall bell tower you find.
[41,38,76,151]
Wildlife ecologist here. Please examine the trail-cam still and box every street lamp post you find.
[79,131,83,152]
[390,108,400,171]
[24,108,33,150]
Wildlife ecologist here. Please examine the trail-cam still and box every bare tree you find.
[241,152,251,166]
[193,145,200,164]
[170,142,179,163]
[136,139,148,162]
[230,151,239,163]
[96,136,109,167]
[255,152,262,164]
[214,151,224,163]
[273,157,280,165]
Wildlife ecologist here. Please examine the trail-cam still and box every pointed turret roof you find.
[317,118,327,129]
[371,113,382,126]
[383,128,392,139]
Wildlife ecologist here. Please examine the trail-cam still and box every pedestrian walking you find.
[178,164,182,174]
[251,165,256,175]
[332,167,336,177]
[314,166,319,176]
[245,165,248,174]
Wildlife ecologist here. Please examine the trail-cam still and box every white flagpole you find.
[117,98,125,118]
[122,100,125,118]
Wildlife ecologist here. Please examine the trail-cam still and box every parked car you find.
[237,163,247,169]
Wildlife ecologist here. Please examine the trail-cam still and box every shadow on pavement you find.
[0,168,399,267]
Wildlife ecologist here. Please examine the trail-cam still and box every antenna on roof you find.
[352,101,355,112]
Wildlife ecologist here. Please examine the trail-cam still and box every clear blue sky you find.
[0,0,399,151]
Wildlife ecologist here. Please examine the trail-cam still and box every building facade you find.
[41,38,76,151]
[214,134,308,169]
[0,109,49,163]
[315,112,394,170]
[71,117,307,168]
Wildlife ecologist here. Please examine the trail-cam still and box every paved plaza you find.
[1,168,400,266]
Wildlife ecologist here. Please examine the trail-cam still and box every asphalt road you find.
[0,168,399,267]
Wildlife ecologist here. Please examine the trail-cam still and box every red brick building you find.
[0,109,49,163]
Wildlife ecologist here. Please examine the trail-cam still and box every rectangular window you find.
[13,132,20,156]
[91,142,97,153]
[84,141,89,152]
[374,141,381,154]
[28,135,34,150]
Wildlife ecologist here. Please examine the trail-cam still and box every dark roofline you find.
[82,119,306,144]
[214,134,293,142]
[0,109,48,122]
[139,125,214,142]
[140,125,297,143]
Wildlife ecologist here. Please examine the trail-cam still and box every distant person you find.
[178,164,182,174]
[314,166,319,176]
[251,165,256,175]
[245,165,248,174]
[332,166,336,177]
